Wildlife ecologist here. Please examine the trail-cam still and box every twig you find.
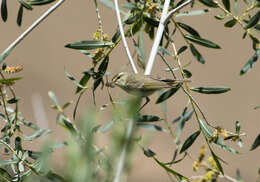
[94,0,104,38]
[0,0,66,64]
[164,0,192,23]
[112,0,138,181]
[113,119,134,182]
[113,0,138,74]
[145,0,192,75]
[144,0,171,75]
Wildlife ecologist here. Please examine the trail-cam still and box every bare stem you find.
[145,0,192,75]
[113,119,134,182]
[0,0,66,64]
[144,0,171,75]
[114,0,138,74]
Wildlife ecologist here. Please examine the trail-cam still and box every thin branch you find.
[113,119,134,182]
[164,0,192,23]
[145,0,192,75]
[144,0,171,75]
[112,1,138,181]
[0,0,66,64]
[114,0,138,74]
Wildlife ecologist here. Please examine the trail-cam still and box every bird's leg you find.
[138,97,150,112]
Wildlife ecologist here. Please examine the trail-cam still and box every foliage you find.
[0,0,259,182]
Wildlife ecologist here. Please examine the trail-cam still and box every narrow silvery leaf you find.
[65,40,113,50]
[240,51,259,75]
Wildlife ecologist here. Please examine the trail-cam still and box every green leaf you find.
[7,98,19,104]
[156,84,182,104]
[100,0,127,16]
[112,28,120,43]
[65,40,114,50]
[48,91,59,106]
[250,134,260,150]
[172,108,193,124]
[93,56,109,91]
[62,101,72,109]
[164,152,187,165]
[122,2,138,9]
[240,51,259,75]
[154,157,190,181]
[65,70,86,89]
[234,0,238,15]
[209,147,224,174]
[198,119,213,138]
[131,17,143,35]
[1,0,7,22]
[222,0,230,12]
[245,11,260,29]
[19,0,33,10]
[143,16,159,27]
[24,129,51,141]
[143,148,156,157]
[199,120,239,154]
[183,69,192,78]
[75,74,91,94]
[159,46,171,56]
[198,0,218,7]
[224,19,237,28]
[176,9,210,17]
[235,121,240,134]
[185,35,221,49]
[76,69,94,94]
[137,123,168,132]
[174,109,194,143]
[125,12,141,24]
[177,22,200,37]
[215,14,226,20]
[137,115,163,122]
[191,86,231,94]
[190,44,205,64]
[17,4,23,26]
[180,130,201,153]
[57,114,77,135]
[15,137,22,151]
[100,120,114,133]
[27,0,56,5]
[0,77,22,84]
[177,46,188,55]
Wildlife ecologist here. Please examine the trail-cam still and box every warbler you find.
[111,72,190,97]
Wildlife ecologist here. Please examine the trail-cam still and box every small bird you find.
[111,72,190,96]
[110,72,190,110]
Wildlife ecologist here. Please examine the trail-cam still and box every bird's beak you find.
[106,82,115,88]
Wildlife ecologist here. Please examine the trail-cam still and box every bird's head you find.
[112,72,129,87]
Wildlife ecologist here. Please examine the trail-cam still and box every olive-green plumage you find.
[112,72,190,97]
